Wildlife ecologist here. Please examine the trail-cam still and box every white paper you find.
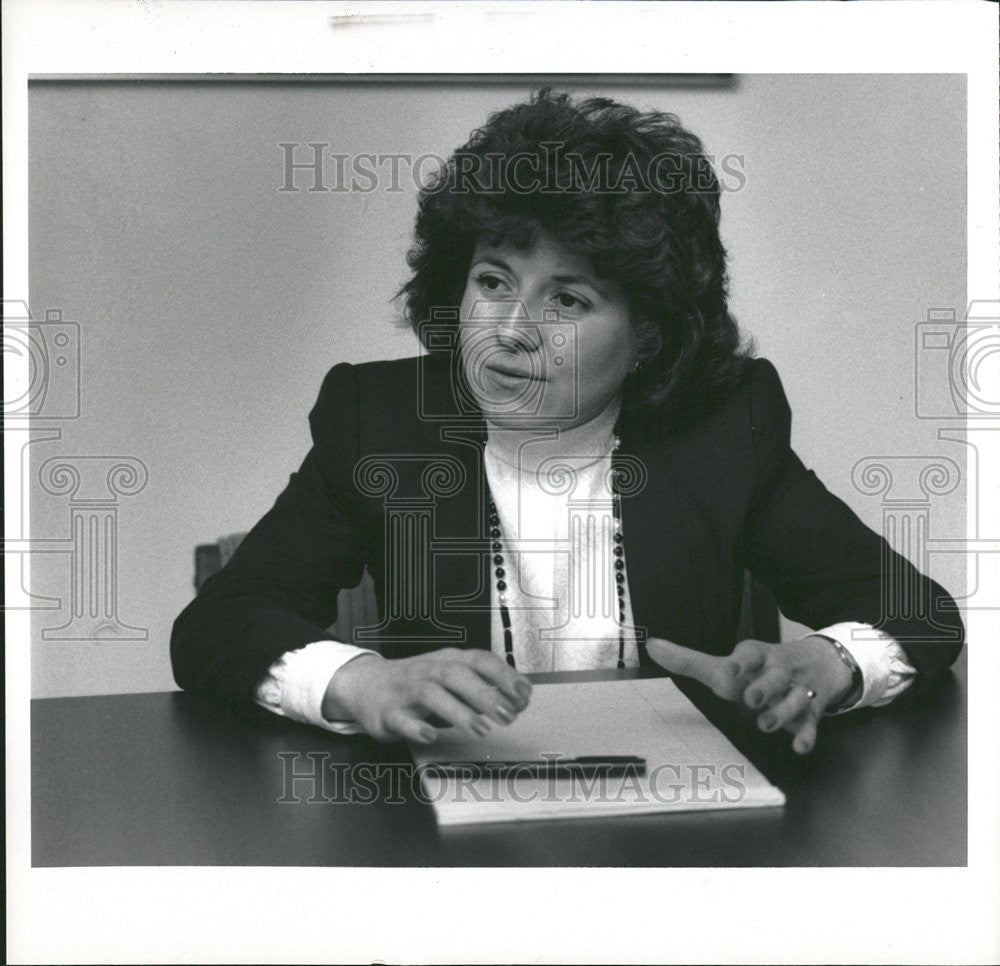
[413,678,785,825]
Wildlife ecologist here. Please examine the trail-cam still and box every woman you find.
[171,90,963,755]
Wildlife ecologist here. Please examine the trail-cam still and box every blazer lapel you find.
[432,425,493,652]
[616,430,711,659]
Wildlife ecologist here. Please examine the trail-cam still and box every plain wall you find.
[28,75,967,697]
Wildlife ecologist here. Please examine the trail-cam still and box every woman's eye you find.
[475,273,506,293]
[554,292,587,310]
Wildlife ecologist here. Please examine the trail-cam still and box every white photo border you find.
[5,2,999,964]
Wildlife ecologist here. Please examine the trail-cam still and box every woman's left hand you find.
[645,635,855,754]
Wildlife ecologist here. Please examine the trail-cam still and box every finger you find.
[460,649,533,709]
[413,682,494,738]
[646,638,740,699]
[382,707,438,745]
[743,665,792,710]
[757,683,814,733]
[791,709,820,755]
[728,639,768,679]
[435,662,521,725]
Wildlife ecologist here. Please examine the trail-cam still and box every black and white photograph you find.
[6,2,999,963]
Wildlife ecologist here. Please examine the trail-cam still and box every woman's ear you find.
[644,331,664,361]
[632,324,663,364]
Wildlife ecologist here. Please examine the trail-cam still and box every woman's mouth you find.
[484,361,543,382]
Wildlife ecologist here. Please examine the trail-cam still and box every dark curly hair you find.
[400,89,752,418]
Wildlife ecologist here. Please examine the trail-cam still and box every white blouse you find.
[480,400,640,672]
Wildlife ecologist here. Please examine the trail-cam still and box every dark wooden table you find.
[32,655,966,867]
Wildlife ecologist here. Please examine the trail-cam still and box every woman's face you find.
[458,232,639,431]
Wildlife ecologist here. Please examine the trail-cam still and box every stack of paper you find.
[412,678,785,825]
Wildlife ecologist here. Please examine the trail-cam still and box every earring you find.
[631,360,642,374]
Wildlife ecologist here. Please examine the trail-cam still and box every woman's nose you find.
[491,298,543,352]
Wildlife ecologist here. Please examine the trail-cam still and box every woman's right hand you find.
[321,648,533,744]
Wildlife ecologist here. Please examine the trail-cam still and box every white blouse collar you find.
[483,395,622,474]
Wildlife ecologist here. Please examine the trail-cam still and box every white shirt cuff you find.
[253,640,376,734]
[813,622,917,713]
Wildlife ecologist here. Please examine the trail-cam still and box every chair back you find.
[194,533,379,644]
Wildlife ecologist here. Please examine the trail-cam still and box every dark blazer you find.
[171,354,964,710]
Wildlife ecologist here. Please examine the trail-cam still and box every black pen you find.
[419,755,646,779]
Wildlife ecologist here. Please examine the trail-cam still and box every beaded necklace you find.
[486,434,628,671]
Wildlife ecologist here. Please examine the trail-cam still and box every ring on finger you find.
[760,684,812,731]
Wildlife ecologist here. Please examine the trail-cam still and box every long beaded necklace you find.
[486,435,628,671]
